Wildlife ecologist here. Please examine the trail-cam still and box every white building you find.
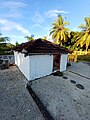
[14,38,71,81]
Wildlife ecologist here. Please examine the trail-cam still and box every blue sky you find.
[0,0,90,44]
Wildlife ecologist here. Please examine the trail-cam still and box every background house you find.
[14,38,71,81]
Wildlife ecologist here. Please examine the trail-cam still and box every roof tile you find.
[13,38,72,55]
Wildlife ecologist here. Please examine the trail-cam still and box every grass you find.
[77,55,90,62]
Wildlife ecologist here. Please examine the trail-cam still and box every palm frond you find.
[86,34,90,47]
[85,17,90,28]
[52,22,59,27]
[52,31,57,39]
[78,24,86,31]
[57,15,63,25]
[49,29,55,35]
[50,14,70,45]
[63,21,69,26]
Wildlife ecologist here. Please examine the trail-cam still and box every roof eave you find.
[25,52,62,56]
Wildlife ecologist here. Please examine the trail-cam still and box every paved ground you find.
[0,66,44,120]
[68,62,90,79]
[0,62,90,120]
[30,62,90,120]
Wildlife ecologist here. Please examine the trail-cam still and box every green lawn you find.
[77,55,90,62]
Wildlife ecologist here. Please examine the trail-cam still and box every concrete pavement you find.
[68,62,90,79]
[30,62,90,120]
[0,66,44,120]
[1,62,90,120]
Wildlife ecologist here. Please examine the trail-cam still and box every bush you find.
[0,43,14,55]
[77,55,90,62]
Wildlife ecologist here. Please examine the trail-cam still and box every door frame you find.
[53,54,61,71]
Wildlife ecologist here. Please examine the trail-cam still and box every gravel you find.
[0,66,44,120]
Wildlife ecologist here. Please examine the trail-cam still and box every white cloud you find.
[0,18,30,35]
[11,35,24,39]
[0,12,22,19]
[7,12,22,18]
[0,26,11,31]
[45,10,69,18]
[47,35,53,42]
[10,35,27,44]
[0,1,27,19]
[16,25,30,34]
[1,1,27,9]
[72,27,80,31]
[32,11,44,24]
[31,24,43,29]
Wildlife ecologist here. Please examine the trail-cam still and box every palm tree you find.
[43,36,47,40]
[25,34,34,41]
[0,33,10,43]
[15,41,19,46]
[70,31,83,50]
[63,31,76,49]
[74,16,90,51]
[50,14,71,46]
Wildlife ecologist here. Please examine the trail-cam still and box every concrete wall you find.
[14,52,53,81]
[14,51,68,80]
[14,51,30,80]
[29,55,53,80]
[60,54,68,72]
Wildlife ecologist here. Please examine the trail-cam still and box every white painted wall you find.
[29,55,53,80]
[14,51,18,65]
[60,54,68,72]
[14,51,67,80]
[14,51,30,80]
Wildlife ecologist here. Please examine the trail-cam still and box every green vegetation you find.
[50,15,90,52]
[50,14,71,46]
[74,16,90,51]
[15,41,20,46]
[0,43,14,55]
[0,33,14,55]
[77,55,90,62]
[0,33,10,43]
[43,36,47,40]
[25,34,34,41]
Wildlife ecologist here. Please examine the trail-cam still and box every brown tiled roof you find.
[13,38,72,55]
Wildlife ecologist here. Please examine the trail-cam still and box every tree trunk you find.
[85,45,88,54]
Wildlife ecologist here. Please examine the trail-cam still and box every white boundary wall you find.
[60,54,68,72]
[14,51,30,80]
[29,55,53,80]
